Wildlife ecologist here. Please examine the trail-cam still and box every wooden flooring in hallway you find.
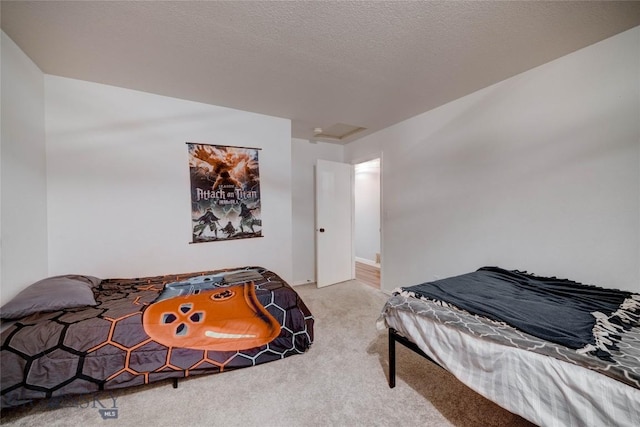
[355,261,380,289]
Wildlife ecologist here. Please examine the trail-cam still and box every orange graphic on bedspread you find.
[142,282,280,351]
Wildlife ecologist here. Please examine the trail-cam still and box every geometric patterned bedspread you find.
[380,293,640,389]
[379,293,640,426]
[1,267,314,409]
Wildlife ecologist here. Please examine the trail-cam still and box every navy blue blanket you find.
[401,267,640,359]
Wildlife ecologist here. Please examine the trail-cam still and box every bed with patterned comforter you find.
[1,267,314,409]
[379,267,640,426]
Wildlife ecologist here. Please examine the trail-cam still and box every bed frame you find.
[387,327,441,388]
[381,268,640,427]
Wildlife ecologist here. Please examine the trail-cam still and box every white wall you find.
[345,27,640,293]
[0,32,48,304]
[291,138,343,285]
[354,159,380,263]
[45,76,294,283]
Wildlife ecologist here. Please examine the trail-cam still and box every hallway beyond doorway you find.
[355,260,380,289]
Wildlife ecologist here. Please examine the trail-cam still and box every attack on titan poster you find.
[187,143,262,243]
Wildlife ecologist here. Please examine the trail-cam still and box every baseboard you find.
[292,280,316,287]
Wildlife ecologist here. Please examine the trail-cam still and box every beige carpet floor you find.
[1,280,535,427]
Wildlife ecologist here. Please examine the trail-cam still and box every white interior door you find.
[315,159,354,287]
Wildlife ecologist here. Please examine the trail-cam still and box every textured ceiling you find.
[2,1,639,144]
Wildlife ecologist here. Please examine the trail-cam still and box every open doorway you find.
[354,158,381,289]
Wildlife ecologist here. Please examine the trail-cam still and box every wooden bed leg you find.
[173,378,179,389]
[389,328,396,388]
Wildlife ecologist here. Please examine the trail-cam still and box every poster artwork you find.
[188,143,262,243]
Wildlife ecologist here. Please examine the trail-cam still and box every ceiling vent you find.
[313,123,366,142]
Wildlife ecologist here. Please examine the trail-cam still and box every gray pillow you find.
[0,275,101,320]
